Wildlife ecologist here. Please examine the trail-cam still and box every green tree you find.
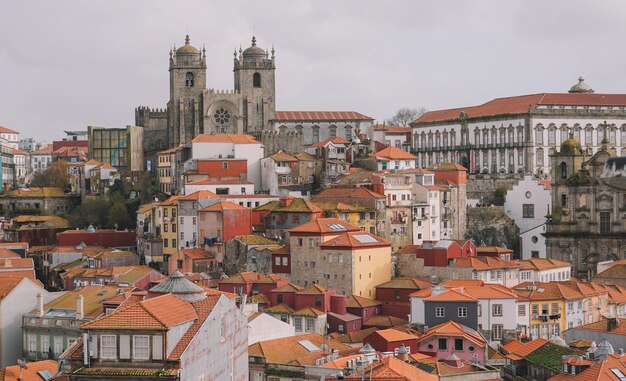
[108,199,133,229]
[70,197,110,228]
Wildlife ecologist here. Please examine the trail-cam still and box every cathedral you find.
[136,35,277,168]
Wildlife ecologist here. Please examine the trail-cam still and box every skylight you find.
[353,234,378,243]
[611,368,626,381]
[328,223,347,232]
[298,340,321,352]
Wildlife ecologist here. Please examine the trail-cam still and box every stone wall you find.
[466,206,520,255]
[396,254,473,281]
[467,174,523,205]
[254,131,304,156]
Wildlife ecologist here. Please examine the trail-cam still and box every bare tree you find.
[386,107,428,126]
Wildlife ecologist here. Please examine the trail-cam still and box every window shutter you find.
[152,335,163,360]
[90,335,98,358]
[119,335,130,359]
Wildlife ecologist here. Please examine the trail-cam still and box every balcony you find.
[275,166,291,175]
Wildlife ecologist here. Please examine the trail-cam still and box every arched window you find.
[253,72,261,88]
[312,126,320,143]
[560,162,568,180]
[186,72,194,87]
[345,126,352,140]
[329,125,337,137]
[450,130,456,147]
[295,125,303,134]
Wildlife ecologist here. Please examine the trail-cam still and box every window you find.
[551,303,559,314]
[177,260,183,269]
[100,335,116,359]
[315,296,322,307]
[180,217,184,225]
[523,204,534,218]
[28,334,37,353]
[518,304,526,316]
[492,324,503,340]
[438,338,447,350]
[41,335,50,353]
[454,339,463,351]
[493,304,503,317]
[294,317,302,331]
[312,126,320,143]
[133,335,150,359]
[458,307,467,317]
[395,290,401,300]
[560,162,568,180]
[172,239,177,248]
[541,304,549,315]
[276,293,283,304]
[163,223,168,232]
[551,323,560,337]
[172,223,177,233]
[222,161,228,169]
[185,72,194,87]
[600,212,611,234]
[253,72,261,88]
[435,307,445,317]
[163,239,168,248]
[306,318,315,332]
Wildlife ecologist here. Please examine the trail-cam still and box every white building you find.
[184,134,264,190]
[271,111,374,147]
[260,150,298,197]
[372,124,411,150]
[0,277,56,367]
[515,258,572,283]
[373,146,417,171]
[12,149,27,185]
[504,175,552,259]
[0,126,19,150]
[28,143,53,175]
[184,178,255,196]
[411,77,626,176]
[246,312,295,345]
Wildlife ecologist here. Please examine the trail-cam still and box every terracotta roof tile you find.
[2,360,58,381]
[425,288,477,302]
[297,284,333,295]
[199,200,249,211]
[289,218,361,235]
[312,187,385,201]
[310,137,351,148]
[191,134,260,144]
[346,294,381,308]
[373,146,417,160]
[264,304,295,314]
[293,306,325,317]
[376,277,431,290]
[271,283,303,293]
[418,321,486,347]
[254,197,323,213]
[248,332,352,365]
[370,328,420,342]
[273,111,373,121]
[320,231,390,249]
[82,293,197,330]
[363,315,407,328]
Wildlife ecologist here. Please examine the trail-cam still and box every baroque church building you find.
[545,131,626,279]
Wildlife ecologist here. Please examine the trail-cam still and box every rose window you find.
[213,107,232,126]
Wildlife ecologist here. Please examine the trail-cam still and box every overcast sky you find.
[2,1,626,141]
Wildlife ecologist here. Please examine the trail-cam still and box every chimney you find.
[619,348,624,355]
[330,295,347,315]
[280,196,294,207]
[37,292,44,317]
[76,294,84,320]
[396,344,409,361]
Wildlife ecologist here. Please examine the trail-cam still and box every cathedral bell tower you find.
[168,35,207,147]
[233,36,276,133]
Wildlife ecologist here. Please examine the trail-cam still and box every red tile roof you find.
[199,200,248,211]
[310,137,351,148]
[269,150,298,162]
[320,231,391,249]
[370,328,420,342]
[414,93,626,125]
[373,124,411,133]
[425,288,477,302]
[175,248,215,260]
[312,187,385,200]
[186,178,253,185]
[418,321,486,347]
[81,293,197,330]
[178,190,219,200]
[191,134,260,144]
[346,294,381,308]
[549,353,626,381]
[373,146,417,161]
[0,125,18,134]
[289,218,361,235]
[273,111,373,121]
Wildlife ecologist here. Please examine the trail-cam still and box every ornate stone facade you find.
[545,132,626,279]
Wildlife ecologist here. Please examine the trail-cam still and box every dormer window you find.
[186,72,194,87]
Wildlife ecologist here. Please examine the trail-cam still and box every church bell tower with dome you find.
[167,35,207,147]
[137,34,277,155]
[232,36,277,133]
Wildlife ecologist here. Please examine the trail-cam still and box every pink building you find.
[417,320,487,365]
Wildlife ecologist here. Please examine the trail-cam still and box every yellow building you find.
[513,287,566,340]
[159,195,181,259]
[313,201,378,235]
[289,218,392,298]
[156,145,182,195]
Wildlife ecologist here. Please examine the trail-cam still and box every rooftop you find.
[373,146,417,161]
[248,332,352,365]
[289,217,361,235]
[190,133,261,144]
[273,111,373,121]
[320,231,390,249]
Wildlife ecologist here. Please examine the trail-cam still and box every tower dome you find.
[242,36,266,58]
[569,76,595,93]
[595,338,615,361]
[560,133,582,155]
[176,34,199,55]
[149,271,207,302]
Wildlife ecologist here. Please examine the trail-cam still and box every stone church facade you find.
[136,35,276,169]
[545,133,626,279]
